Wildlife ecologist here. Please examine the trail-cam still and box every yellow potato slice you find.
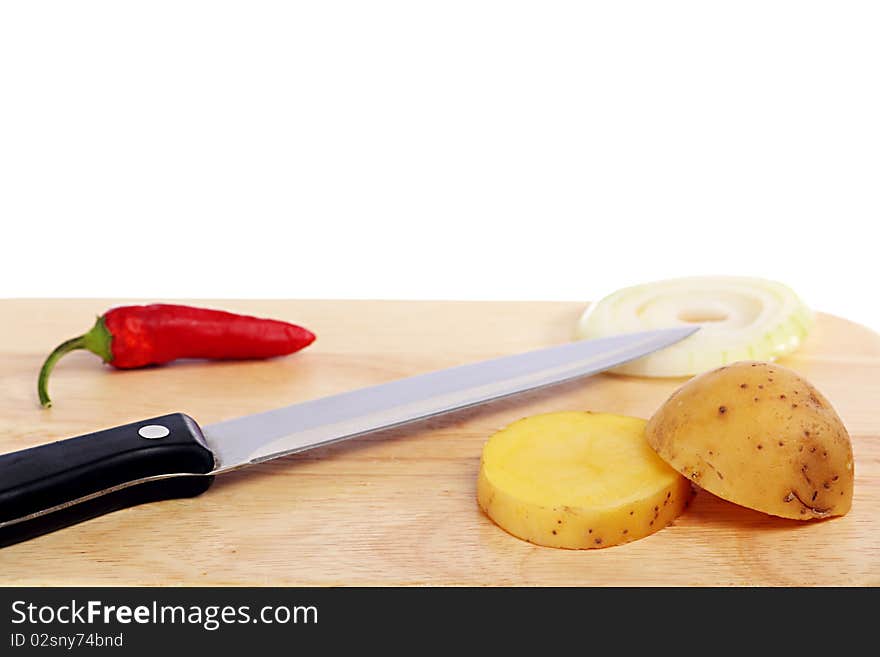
[477,412,692,549]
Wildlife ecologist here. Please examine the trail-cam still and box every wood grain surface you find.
[0,299,877,586]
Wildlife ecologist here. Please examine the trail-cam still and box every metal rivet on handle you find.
[138,425,170,440]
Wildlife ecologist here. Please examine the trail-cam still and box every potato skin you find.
[478,467,692,549]
[646,361,853,519]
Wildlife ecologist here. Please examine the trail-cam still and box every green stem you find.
[38,336,87,408]
[37,315,113,408]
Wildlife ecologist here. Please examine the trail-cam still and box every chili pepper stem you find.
[38,336,85,408]
[37,317,113,409]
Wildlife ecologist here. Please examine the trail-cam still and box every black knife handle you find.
[0,413,216,547]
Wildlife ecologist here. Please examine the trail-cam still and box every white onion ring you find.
[576,276,813,377]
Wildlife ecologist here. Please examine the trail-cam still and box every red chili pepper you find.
[38,304,316,408]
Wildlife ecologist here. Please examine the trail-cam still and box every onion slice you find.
[576,276,814,377]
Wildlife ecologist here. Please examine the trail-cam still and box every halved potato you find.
[646,361,854,519]
[477,412,692,549]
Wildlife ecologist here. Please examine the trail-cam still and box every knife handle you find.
[0,413,215,547]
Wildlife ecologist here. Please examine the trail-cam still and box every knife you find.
[0,326,696,546]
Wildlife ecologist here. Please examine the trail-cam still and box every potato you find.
[646,361,853,519]
[477,412,693,549]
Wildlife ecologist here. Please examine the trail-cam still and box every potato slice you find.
[477,412,692,549]
[646,361,854,519]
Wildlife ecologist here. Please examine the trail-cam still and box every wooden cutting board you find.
[0,299,877,586]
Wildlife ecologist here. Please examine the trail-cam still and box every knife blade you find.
[204,327,696,473]
[0,326,696,546]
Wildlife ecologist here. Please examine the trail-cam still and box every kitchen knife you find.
[0,326,696,546]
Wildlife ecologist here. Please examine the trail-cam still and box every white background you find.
[2,2,878,330]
